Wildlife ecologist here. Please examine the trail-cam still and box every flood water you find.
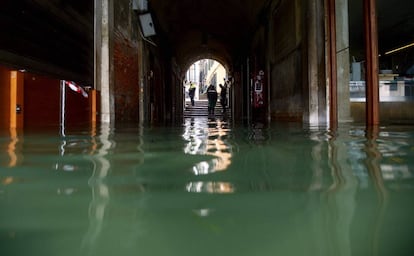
[1,117,414,256]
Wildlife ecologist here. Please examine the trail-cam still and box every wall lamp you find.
[138,13,156,37]
[132,0,155,37]
[132,0,148,12]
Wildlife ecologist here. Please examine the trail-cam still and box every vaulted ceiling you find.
[149,0,272,70]
[0,0,94,82]
[151,0,414,67]
[0,0,413,81]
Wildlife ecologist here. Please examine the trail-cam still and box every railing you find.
[350,80,414,102]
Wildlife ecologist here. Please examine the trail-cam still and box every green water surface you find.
[0,118,413,256]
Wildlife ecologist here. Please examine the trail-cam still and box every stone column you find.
[94,0,115,124]
[336,0,352,122]
[306,0,326,124]
[307,0,320,124]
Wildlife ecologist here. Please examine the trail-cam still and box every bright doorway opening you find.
[184,59,227,103]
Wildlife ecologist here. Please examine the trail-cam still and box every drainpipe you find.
[137,35,145,124]
[246,58,251,124]
[60,80,66,136]
[327,0,338,128]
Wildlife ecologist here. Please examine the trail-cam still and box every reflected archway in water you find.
[183,117,234,194]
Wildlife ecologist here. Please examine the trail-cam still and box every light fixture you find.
[132,0,148,12]
[385,42,414,55]
[139,13,156,37]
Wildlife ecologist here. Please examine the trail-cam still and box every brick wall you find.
[113,0,140,123]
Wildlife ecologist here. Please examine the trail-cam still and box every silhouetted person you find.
[188,82,196,106]
[207,84,218,115]
[219,83,227,113]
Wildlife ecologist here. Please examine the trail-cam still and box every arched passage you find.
[143,0,328,125]
[183,59,231,118]
[1,0,414,128]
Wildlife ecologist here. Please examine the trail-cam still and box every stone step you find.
[184,100,230,117]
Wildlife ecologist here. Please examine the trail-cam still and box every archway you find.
[183,59,231,118]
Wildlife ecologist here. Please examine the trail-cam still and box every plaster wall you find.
[65,87,91,127]
[0,66,11,129]
[268,0,304,121]
[23,74,60,128]
[23,74,90,129]
[351,102,414,123]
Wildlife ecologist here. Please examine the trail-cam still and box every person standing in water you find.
[207,84,218,115]
[188,82,196,106]
[219,83,227,113]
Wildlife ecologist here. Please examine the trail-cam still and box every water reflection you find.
[183,117,234,194]
[0,122,414,256]
[7,129,19,167]
[1,129,21,187]
[183,117,233,173]
[364,128,389,256]
[81,123,112,255]
[186,181,235,194]
[325,128,358,256]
